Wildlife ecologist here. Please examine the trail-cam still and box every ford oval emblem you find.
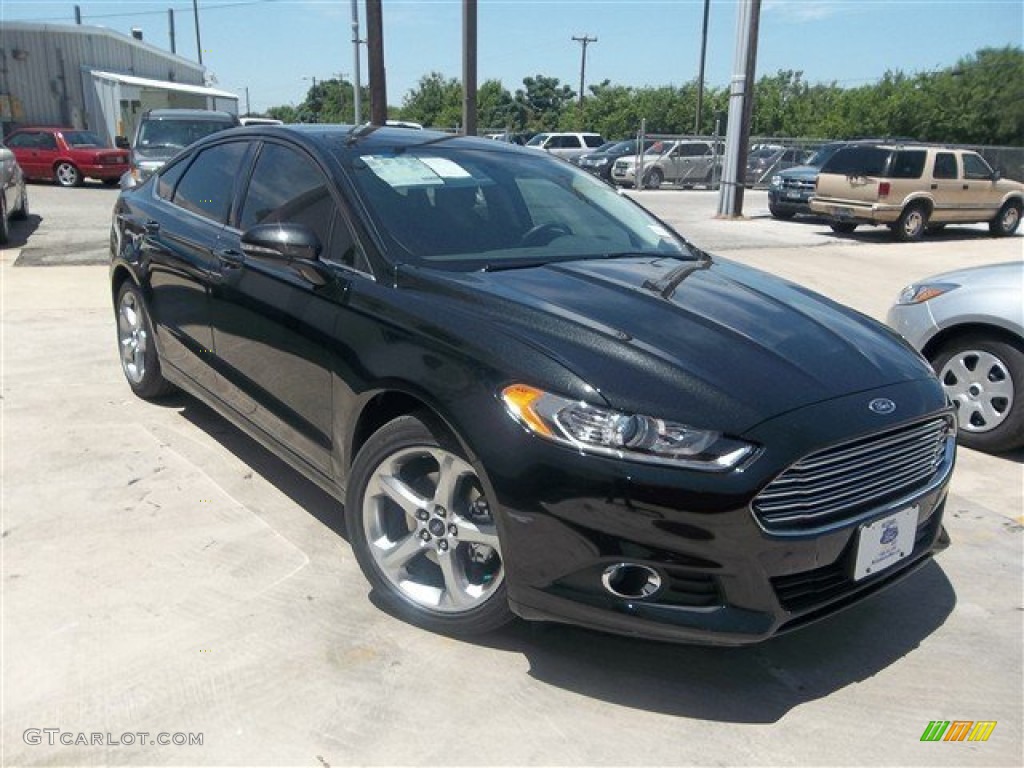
[869,398,896,415]
[880,524,899,545]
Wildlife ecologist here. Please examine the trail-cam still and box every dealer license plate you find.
[833,206,854,219]
[852,506,918,581]
[785,191,802,200]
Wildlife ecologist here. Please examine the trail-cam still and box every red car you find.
[4,127,129,187]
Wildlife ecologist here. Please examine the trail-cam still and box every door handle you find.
[930,184,938,190]
[215,248,244,268]
[962,184,969,190]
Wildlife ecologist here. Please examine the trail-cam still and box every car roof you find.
[215,124,524,159]
[144,109,238,121]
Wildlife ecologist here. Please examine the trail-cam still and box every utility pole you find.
[462,0,478,135]
[168,9,176,54]
[717,0,761,218]
[571,35,597,109]
[694,0,710,135]
[351,0,363,124]
[74,5,82,24]
[192,0,203,66]
[244,86,250,116]
[366,0,387,124]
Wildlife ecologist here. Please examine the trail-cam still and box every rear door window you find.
[933,152,958,180]
[583,135,605,148]
[821,147,891,176]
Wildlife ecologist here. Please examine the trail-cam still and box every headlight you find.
[500,384,756,471]
[897,282,958,305]
[770,175,782,187]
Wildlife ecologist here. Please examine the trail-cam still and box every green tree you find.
[399,72,463,129]
[515,75,574,130]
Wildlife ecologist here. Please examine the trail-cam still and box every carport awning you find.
[88,69,238,100]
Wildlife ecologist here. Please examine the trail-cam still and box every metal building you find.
[1,22,237,143]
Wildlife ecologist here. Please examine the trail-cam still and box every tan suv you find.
[810,144,1023,241]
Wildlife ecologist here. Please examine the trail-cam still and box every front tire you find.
[644,168,664,190]
[55,162,82,187]
[769,203,795,220]
[931,335,1024,453]
[345,413,512,635]
[116,282,175,399]
[0,193,9,245]
[989,200,1021,237]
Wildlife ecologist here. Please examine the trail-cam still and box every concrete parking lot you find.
[2,182,1021,766]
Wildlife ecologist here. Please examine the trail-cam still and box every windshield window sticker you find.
[419,156,473,179]
[362,155,445,188]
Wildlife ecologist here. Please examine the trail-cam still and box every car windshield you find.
[63,131,106,147]
[644,142,672,156]
[525,134,550,147]
[343,145,696,270]
[806,144,844,167]
[138,119,235,149]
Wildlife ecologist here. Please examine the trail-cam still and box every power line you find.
[13,0,280,24]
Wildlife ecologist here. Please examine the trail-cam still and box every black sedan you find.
[110,125,954,644]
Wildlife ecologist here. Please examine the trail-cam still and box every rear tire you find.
[989,200,1021,237]
[931,335,1024,453]
[11,185,28,220]
[0,193,9,245]
[830,221,857,234]
[645,168,664,190]
[55,162,82,188]
[894,203,928,242]
[345,413,513,636]
[115,282,175,399]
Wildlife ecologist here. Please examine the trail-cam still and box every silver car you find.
[887,261,1023,452]
[0,142,29,245]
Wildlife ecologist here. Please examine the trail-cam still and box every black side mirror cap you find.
[241,223,321,262]
[115,135,130,149]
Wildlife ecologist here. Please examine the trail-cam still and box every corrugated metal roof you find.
[89,70,237,100]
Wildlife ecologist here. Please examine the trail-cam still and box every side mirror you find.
[992,170,1001,181]
[115,135,130,149]
[241,223,328,285]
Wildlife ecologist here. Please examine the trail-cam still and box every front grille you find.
[772,509,940,613]
[782,177,815,191]
[753,417,952,533]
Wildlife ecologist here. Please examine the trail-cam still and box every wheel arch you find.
[901,195,934,217]
[922,321,1024,362]
[347,387,474,474]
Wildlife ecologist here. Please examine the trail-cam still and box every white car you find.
[0,142,29,245]
[524,132,605,161]
[611,140,721,189]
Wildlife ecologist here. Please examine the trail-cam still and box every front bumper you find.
[480,380,954,645]
[768,188,813,214]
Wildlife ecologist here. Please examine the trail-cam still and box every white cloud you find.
[764,0,846,23]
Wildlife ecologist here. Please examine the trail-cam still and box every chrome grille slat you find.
[757,463,938,521]
[765,434,942,492]
[753,417,951,532]
[790,421,944,472]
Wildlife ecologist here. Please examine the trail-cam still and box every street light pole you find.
[717,0,761,218]
[351,0,362,124]
[695,0,711,134]
[192,0,203,66]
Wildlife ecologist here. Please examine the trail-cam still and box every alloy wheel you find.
[118,289,148,384]
[362,445,504,614]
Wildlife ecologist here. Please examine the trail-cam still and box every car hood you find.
[778,164,820,179]
[132,146,179,163]
[911,260,1023,289]
[407,256,935,435]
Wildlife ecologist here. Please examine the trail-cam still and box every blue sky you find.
[3,1,1021,113]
